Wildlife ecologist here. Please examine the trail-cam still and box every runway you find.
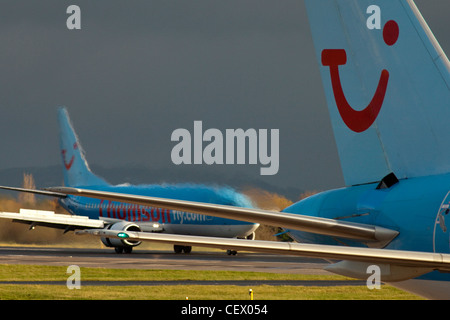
[0,245,367,287]
[0,245,330,274]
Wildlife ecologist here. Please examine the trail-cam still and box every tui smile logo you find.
[321,19,399,133]
[62,142,78,170]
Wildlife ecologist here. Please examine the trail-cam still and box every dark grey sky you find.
[0,1,448,196]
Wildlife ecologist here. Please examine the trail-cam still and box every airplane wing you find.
[0,208,105,231]
[77,228,450,275]
[46,186,399,248]
[0,186,106,231]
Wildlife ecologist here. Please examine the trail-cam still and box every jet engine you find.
[101,221,142,253]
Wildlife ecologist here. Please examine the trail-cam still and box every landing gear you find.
[174,245,192,254]
[224,232,254,256]
[114,246,133,254]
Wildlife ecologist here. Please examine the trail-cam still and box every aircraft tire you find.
[174,245,192,254]
[183,246,192,254]
[124,246,133,254]
[174,245,184,253]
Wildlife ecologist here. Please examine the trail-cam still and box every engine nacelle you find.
[101,221,142,248]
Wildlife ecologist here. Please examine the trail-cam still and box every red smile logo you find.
[321,20,399,133]
[62,142,78,170]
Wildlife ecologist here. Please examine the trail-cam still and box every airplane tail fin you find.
[58,107,109,187]
[304,0,450,186]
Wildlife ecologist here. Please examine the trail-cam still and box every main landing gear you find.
[174,245,192,254]
[114,246,133,254]
[173,245,237,255]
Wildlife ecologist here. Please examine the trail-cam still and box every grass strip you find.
[0,264,345,281]
[0,264,422,300]
[0,284,421,300]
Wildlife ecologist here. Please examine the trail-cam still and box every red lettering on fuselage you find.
[98,199,171,223]
[141,207,150,221]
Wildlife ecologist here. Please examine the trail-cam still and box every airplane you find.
[39,0,450,299]
[0,107,259,254]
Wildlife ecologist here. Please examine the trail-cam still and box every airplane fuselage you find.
[59,184,259,239]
